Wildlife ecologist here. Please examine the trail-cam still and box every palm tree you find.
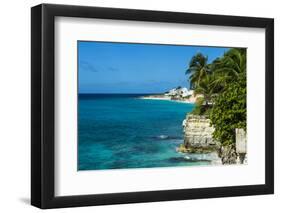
[212,48,246,80]
[194,73,216,108]
[209,64,229,94]
[186,48,246,115]
[186,53,210,89]
[193,70,232,114]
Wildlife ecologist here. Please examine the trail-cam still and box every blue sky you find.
[78,41,229,94]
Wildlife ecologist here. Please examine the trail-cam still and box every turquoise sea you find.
[78,94,212,171]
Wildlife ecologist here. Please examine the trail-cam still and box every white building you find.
[179,88,194,97]
[165,87,194,98]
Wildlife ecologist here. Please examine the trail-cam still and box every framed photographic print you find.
[31,3,274,209]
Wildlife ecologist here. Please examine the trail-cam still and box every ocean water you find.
[78,94,212,171]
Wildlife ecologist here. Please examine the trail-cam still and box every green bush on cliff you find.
[210,74,246,145]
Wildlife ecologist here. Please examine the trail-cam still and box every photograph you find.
[29,2,274,209]
[78,41,247,171]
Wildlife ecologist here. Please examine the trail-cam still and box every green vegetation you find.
[186,53,210,89]
[186,48,246,146]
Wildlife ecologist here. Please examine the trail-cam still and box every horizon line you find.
[78,92,164,94]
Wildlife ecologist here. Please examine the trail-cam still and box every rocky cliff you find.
[178,114,220,153]
[179,114,247,165]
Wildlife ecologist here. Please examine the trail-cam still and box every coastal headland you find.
[139,86,202,104]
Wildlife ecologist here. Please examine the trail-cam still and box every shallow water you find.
[78,94,213,170]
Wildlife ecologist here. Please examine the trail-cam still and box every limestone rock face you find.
[218,129,247,164]
[182,115,220,152]
[181,115,247,164]
[218,144,238,164]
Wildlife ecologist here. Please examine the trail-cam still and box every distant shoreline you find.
[78,92,197,104]
[138,95,196,104]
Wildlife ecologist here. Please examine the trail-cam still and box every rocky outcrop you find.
[217,144,238,164]
[179,114,247,165]
[216,129,247,164]
[181,115,220,153]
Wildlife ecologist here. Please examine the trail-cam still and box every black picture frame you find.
[31,3,274,209]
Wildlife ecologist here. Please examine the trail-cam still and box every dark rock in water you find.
[168,156,211,163]
[168,157,188,163]
[132,144,160,154]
